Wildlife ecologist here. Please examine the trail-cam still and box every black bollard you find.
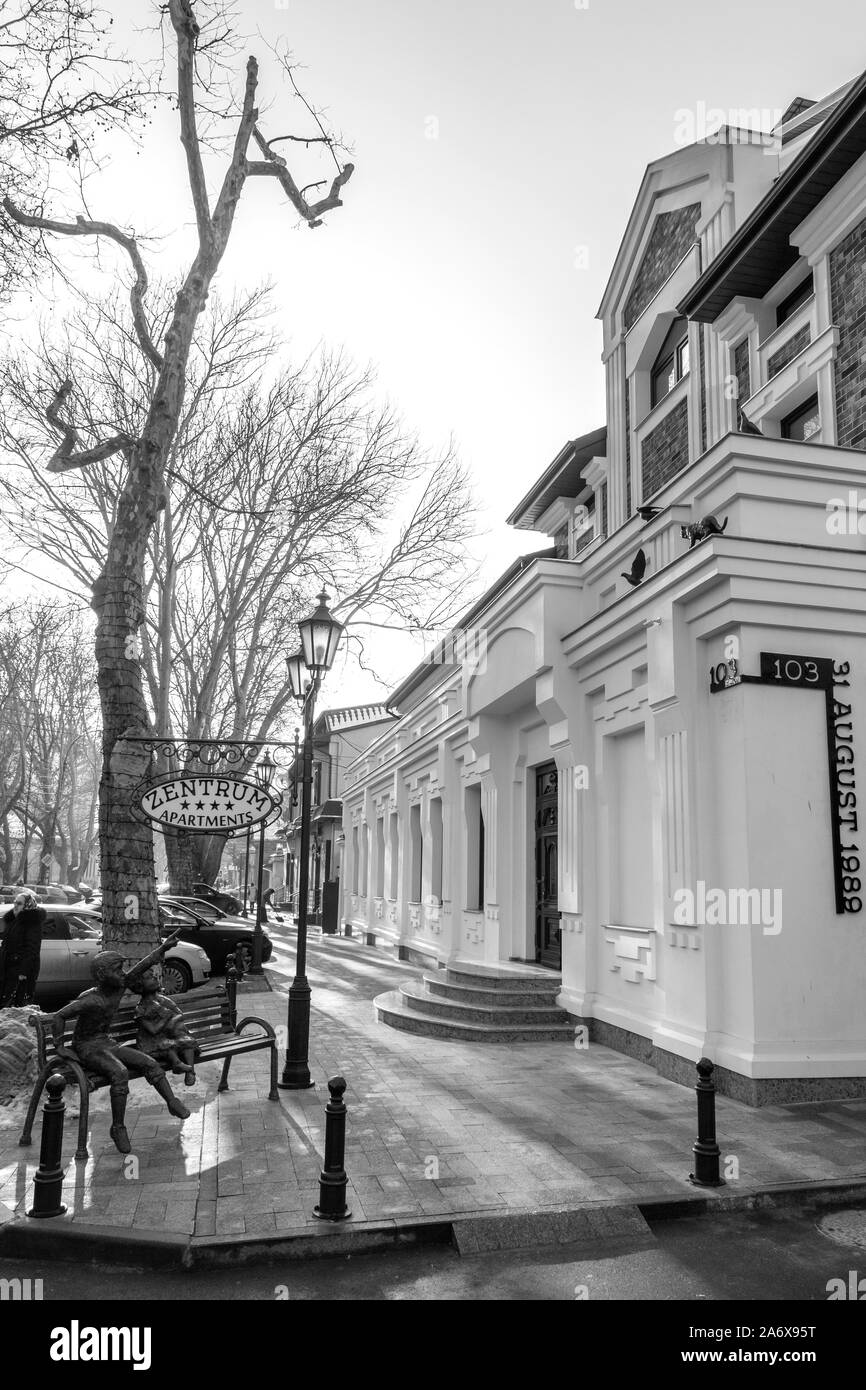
[689,1057,725,1187]
[313,1075,352,1221]
[27,1073,68,1218]
[225,953,239,1028]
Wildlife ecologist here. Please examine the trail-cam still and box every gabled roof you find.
[778,96,816,127]
[506,426,607,528]
[679,68,866,323]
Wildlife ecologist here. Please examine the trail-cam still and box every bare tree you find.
[0,601,100,885]
[0,0,154,300]
[1,287,477,891]
[1,1,354,957]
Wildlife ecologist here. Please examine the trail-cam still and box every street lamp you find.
[280,590,343,1090]
[250,750,276,976]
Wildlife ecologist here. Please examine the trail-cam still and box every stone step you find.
[374,989,575,1044]
[424,973,562,1007]
[402,980,566,1025]
[444,961,562,992]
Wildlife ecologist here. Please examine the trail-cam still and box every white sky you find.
[12,0,866,709]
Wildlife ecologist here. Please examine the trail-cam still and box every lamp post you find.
[280,590,343,1090]
[251,750,276,976]
[312,830,323,923]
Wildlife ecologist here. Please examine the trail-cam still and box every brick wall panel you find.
[641,399,689,499]
[830,218,866,451]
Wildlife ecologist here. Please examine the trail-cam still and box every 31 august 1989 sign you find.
[138,776,281,834]
[710,650,859,915]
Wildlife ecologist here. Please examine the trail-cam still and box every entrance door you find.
[534,763,561,969]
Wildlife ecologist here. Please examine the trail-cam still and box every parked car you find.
[192,883,245,916]
[163,895,253,925]
[0,883,80,905]
[158,898,272,973]
[0,904,211,1004]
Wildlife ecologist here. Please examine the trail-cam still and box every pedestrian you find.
[0,891,46,1007]
[262,887,284,923]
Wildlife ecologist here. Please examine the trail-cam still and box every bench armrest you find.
[235,1015,276,1040]
[28,1013,52,1068]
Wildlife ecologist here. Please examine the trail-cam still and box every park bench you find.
[18,959,279,1160]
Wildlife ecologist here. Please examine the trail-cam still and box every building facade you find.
[341,74,866,1103]
[280,705,396,922]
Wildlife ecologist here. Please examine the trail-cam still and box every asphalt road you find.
[2,1204,865,1302]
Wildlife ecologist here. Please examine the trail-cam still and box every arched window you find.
[651,317,689,407]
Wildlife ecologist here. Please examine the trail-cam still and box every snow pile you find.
[0,1005,41,1125]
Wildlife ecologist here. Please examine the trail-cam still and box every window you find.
[574,495,596,554]
[67,913,100,938]
[374,817,385,897]
[430,797,443,901]
[781,394,820,442]
[41,915,69,941]
[651,318,690,407]
[465,784,485,910]
[359,822,369,896]
[554,524,568,559]
[388,812,399,899]
[776,273,813,327]
[409,803,423,902]
[351,825,359,893]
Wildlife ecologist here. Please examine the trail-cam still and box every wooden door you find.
[534,763,561,969]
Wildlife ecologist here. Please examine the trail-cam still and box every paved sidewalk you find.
[2,930,866,1249]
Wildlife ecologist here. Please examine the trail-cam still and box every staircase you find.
[374,960,574,1042]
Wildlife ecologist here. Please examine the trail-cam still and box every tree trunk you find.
[194,832,229,886]
[93,557,162,957]
[165,828,195,895]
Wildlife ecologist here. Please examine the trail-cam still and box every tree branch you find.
[247,127,354,227]
[168,0,212,251]
[44,378,133,473]
[211,53,259,244]
[1,196,163,371]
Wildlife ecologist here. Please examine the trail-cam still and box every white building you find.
[341,74,866,1103]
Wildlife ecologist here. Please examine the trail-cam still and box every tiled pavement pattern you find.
[2,930,866,1241]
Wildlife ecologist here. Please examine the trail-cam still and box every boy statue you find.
[47,931,190,1154]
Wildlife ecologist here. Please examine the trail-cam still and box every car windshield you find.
[185,899,221,918]
[161,904,201,926]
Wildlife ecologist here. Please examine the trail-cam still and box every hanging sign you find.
[139,776,280,833]
[710,651,858,914]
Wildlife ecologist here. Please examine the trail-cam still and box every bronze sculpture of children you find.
[47,931,190,1155]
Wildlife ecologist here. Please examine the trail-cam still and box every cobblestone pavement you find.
[2,929,866,1241]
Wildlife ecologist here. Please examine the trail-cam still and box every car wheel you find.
[234,944,253,974]
[162,960,191,995]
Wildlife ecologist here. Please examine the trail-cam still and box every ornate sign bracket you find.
[126,737,296,839]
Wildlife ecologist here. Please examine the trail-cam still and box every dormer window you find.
[651,317,689,407]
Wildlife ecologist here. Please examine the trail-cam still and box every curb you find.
[3,1175,866,1269]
